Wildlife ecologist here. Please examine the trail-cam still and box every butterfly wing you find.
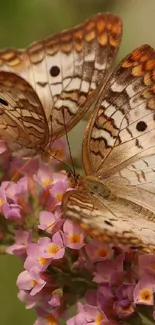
[0,13,122,140]
[82,44,155,177]
[62,184,155,253]
[0,71,48,155]
[102,155,155,218]
[63,45,155,252]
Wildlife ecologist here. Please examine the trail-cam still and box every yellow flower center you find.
[69,234,81,244]
[32,280,38,287]
[95,313,104,325]
[42,179,53,187]
[97,248,108,257]
[55,149,64,159]
[151,263,155,270]
[140,288,152,302]
[46,221,56,232]
[39,257,48,265]
[0,198,5,206]
[121,304,134,313]
[48,244,60,256]
[56,193,63,202]
[46,314,58,325]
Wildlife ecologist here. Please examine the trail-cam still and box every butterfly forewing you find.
[0,13,122,140]
[83,44,155,177]
[0,71,49,155]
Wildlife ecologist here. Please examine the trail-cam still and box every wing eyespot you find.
[136,121,147,132]
[104,220,113,227]
[0,98,8,106]
[50,66,60,77]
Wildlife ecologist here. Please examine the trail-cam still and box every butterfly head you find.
[67,172,80,188]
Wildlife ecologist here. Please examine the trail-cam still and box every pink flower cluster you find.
[0,146,155,324]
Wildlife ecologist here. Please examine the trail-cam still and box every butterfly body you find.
[79,175,111,198]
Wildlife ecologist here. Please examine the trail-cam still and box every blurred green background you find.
[1,0,155,324]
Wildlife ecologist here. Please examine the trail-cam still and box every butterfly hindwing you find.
[0,71,48,154]
[62,176,155,253]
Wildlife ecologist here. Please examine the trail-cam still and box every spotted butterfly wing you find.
[0,13,122,141]
[62,44,155,253]
[0,71,49,159]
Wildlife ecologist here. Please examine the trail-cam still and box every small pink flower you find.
[18,289,39,309]
[116,284,135,301]
[49,180,69,206]
[114,299,135,318]
[48,293,61,308]
[50,138,68,163]
[35,306,62,325]
[63,220,85,249]
[67,302,107,325]
[1,181,17,202]
[33,165,54,189]
[17,266,46,296]
[10,157,39,176]
[40,232,65,260]
[133,275,155,305]
[0,187,7,211]
[16,177,28,196]
[6,230,31,257]
[38,209,64,234]
[93,254,124,285]
[85,240,112,263]
[2,177,27,202]
[97,285,115,306]
[114,284,135,318]
[3,203,22,220]
[34,310,59,325]
[97,285,115,320]
[34,165,67,190]
[138,254,155,277]
[25,241,51,271]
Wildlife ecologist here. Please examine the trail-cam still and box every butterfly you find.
[62,44,155,254]
[0,13,122,161]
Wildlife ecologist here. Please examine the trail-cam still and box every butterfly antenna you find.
[48,150,74,175]
[11,157,32,182]
[62,109,76,178]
